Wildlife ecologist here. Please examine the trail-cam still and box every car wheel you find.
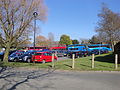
[14,58,18,62]
[27,58,31,63]
[54,59,57,62]
[42,60,45,64]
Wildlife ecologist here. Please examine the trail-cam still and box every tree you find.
[72,39,79,44]
[96,32,110,44]
[0,0,47,62]
[36,35,49,46]
[48,32,54,47]
[20,40,32,47]
[96,5,120,51]
[79,38,90,45]
[89,35,100,44]
[59,34,72,46]
[48,32,54,42]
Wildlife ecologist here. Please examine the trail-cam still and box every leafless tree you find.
[79,38,90,45]
[96,5,120,51]
[0,0,47,62]
[48,32,55,47]
[36,35,49,47]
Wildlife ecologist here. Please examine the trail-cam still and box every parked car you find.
[18,50,38,62]
[8,51,24,62]
[0,50,17,61]
[51,50,68,57]
[8,50,24,62]
[32,52,58,63]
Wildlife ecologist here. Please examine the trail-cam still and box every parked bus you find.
[27,46,48,51]
[67,44,90,58]
[88,44,112,51]
[88,44,112,54]
[50,47,66,50]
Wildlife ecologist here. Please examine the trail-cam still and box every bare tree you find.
[96,5,120,51]
[48,32,54,47]
[0,0,47,62]
[48,32,54,42]
[79,38,90,45]
[89,35,100,44]
[36,35,49,47]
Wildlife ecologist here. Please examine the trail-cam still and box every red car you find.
[32,52,57,63]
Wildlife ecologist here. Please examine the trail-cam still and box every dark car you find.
[17,50,40,62]
[8,52,24,62]
[18,50,37,62]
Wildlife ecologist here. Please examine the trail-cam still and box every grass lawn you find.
[0,52,120,71]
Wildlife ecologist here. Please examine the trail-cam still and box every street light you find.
[99,42,102,55]
[33,12,38,49]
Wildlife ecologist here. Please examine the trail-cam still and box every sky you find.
[37,0,120,41]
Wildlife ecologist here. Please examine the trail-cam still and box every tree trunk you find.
[111,43,114,52]
[3,43,11,62]
[110,37,114,52]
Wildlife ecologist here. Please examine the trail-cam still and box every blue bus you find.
[88,44,112,54]
[67,44,90,58]
[67,44,112,57]
[88,44,112,51]
[67,44,87,52]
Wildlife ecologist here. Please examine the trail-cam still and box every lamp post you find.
[99,43,101,55]
[33,12,38,49]
[99,42,102,55]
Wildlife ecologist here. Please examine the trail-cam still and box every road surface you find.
[0,67,120,90]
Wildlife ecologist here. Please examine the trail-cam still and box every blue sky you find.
[37,0,120,41]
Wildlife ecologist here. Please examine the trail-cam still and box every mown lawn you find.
[0,52,120,71]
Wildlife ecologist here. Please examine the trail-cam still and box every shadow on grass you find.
[80,64,91,68]
[47,65,52,68]
[98,64,113,68]
[95,53,115,63]
[64,64,72,68]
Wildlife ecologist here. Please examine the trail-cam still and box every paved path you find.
[0,67,120,90]
[57,57,69,61]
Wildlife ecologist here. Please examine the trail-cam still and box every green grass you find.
[54,52,120,71]
[0,52,120,71]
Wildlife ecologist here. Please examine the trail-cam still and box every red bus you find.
[27,46,47,51]
[50,47,66,50]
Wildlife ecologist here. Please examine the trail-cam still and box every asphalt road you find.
[57,57,69,60]
[0,67,120,90]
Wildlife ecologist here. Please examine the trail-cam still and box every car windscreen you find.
[34,53,42,55]
[10,53,17,56]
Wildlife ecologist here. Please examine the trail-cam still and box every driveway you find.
[0,67,120,90]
